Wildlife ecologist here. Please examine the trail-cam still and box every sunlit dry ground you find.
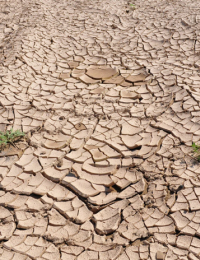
[1,0,200,259]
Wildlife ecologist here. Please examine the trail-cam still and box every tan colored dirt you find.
[0,0,200,259]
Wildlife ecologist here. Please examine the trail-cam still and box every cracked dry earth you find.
[1,0,200,260]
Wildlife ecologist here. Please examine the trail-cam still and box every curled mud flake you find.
[86,67,118,80]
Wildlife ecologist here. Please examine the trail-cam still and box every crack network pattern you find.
[1,0,200,259]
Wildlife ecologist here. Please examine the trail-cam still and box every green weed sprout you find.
[192,142,200,161]
[0,129,25,148]
[130,3,135,8]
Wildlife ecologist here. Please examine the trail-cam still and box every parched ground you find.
[1,0,200,259]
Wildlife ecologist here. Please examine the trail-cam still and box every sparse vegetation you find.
[192,142,200,161]
[0,129,25,149]
[130,3,135,8]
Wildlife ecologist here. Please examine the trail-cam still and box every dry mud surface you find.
[1,0,200,259]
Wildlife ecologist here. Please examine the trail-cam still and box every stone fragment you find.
[74,123,87,130]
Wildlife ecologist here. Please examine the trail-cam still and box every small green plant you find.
[0,129,25,148]
[192,142,200,161]
[130,3,135,8]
